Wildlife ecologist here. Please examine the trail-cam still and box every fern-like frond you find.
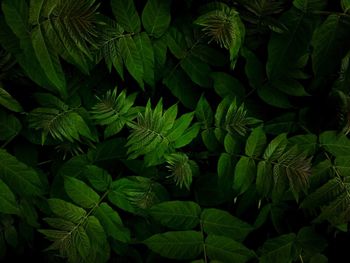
[165,153,194,190]
[215,98,257,136]
[194,3,245,65]
[28,94,95,144]
[275,146,312,200]
[48,0,101,56]
[301,177,350,224]
[90,88,138,138]
[95,19,125,75]
[237,0,286,16]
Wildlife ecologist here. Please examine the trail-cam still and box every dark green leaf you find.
[245,127,266,157]
[64,177,100,208]
[201,209,253,242]
[233,156,256,195]
[260,233,296,263]
[0,110,22,141]
[0,179,19,214]
[144,231,203,260]
[111,0,141,33]
[205,235,255,263]
[0,149,45,196]
[149,201,201,230]
[142,0,171,38]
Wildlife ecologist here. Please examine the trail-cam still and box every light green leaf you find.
[48,199,86,224]
[201,209,253,242]
[167,112,194,142]
[144,231,203,260]
[64,177,100,208]
[134,32,155,87]
[320,131,350,157]
[0,87,23,112]
[119,36,144,90]
[174,123,200,148]
[0,179,19,215]
[180,55,212,88]
[83,165,112,192]
[0,110,22,141]
[0,149,44,196]
[111,0,141,33]
[205,235,255,263]
[31,25,66,96]
[342,0,350,12]
[260,233,296,263]
[233,156,256,195]
[245,127,266,157]
[142,0,171,38]
[95,203,130,243]
[289,134,317,156]
[149,201,201,230]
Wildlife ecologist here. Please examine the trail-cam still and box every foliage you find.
[0,0,350,262]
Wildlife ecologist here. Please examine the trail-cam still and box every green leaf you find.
[310,254,328,263]
[245,127,266,157]
[149,201,201,230]
[0,149,44,196]
[205,235,255,263]
[134,32,155,87]
[0,86,23,112]
[163,67,200,109]
[201,209,253,242]
[257,84,292,109]
[0,179,19,215]
[263,133,288,161]
[108,176,169,215]
[111,0,141,33]
[233,156,256,195]
[267,9,316,79]
[256,161,273,197]
[289,134,317,156]
[144,231,203,260]
[195,95,214,128]
[296,227,327,255]
[95,202,130,243]
[342,0,350,12]
[48,199,86,224]
[312,15,350,77]
[180,55,212,88]
[173,123,200,148]
[119,36,144,90]
[64,177,100,208]
[83,165,112,192]
[31,25,66,96]
[260,233,296,263]
[293,0,327,12]
[167,112,194,142]
[211,72,245,100]
[142,0,171,38]
[0,110,22,141]
[320,131,350,157]
[75,226,91,259]
[272,78,309,97]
